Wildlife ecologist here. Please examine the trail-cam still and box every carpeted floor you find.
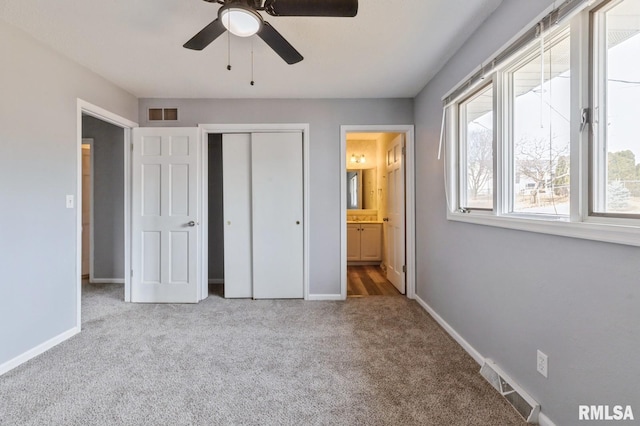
[0,283,525,425]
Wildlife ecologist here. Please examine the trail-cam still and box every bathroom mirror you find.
[346,168,377,210]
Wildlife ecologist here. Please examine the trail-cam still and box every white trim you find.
[123,127,132,302]
[307,294,343,301]
[447,210,640,247]
[79,100,138,129]
[89,278,125,284]
[538,413,557,426]
[208,279,224,284]
[77,99,138,328]
[199,123,311,300]
[340,125,416,300]
[0,327,79,376]
[414,295,484,365]
[199,129,207,301]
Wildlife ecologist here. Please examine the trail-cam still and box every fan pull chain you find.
[227,14,232,70]
[250,40,255,86]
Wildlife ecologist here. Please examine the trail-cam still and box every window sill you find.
[447,210,640,247]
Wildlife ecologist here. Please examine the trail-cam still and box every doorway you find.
[340,125,416,300]
[81,115,126,287]
[76,99,137,328]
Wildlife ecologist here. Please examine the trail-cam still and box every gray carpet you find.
[0,283,525,425]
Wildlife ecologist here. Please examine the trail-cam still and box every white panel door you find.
[222,134,253,298]
[131,128,199,303]
[251,132,303,299]
[386,135,405,294]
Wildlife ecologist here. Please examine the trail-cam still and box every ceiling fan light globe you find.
[220,8,262,37]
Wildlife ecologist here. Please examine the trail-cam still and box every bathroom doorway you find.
[340,125,416,300]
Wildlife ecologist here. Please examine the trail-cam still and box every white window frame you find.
[457,80,496,213]
[444,0,640,247]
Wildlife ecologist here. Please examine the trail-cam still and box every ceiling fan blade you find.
[183,18,226,50]
[257,22,303,64]
[264,0,358,17]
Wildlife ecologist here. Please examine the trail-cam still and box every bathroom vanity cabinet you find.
[347,222,382,262]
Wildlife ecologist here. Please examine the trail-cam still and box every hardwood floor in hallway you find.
[347,265,401,297]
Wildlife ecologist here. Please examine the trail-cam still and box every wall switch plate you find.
[66,195,74,209]
[537,350,548,378]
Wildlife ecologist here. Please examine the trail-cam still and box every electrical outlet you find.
[537,350,548,378]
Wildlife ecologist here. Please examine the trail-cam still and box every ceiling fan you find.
[183,0,359,64]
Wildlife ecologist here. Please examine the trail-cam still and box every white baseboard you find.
[89,278,124,284]
[208,279,224,284]
[0,326,80,376]
[414,295,484,365]
[538,412,556,426]
[307,294,343,301]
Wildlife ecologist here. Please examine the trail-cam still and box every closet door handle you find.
[296,221,301,225]
[187,221,196,227]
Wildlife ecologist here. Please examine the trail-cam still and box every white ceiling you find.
[0,0,502,99]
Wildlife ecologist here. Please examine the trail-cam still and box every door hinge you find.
[402,146,406,156]
[130,269,133,277]
[131,142,134,151]
[402,265,406,273]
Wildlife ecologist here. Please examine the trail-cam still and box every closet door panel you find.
[222,134,253,298]
[251,132,303,299]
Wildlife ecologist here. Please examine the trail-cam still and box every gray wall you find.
[81,115,125,280]
[208,134,224,281]
[139,98,414,295]
[0,21,137,367]
[414,1,640,424]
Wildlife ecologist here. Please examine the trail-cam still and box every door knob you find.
[187,221,196,227]
[296,221,301,225]
[383,218,389,222]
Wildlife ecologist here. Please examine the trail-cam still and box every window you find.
[443,0,640,246]
[459,83,494,211]
[591,0,640,216]
[508,28,571,216]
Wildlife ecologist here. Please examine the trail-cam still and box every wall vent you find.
[148,108,178,122]
[480,359,540,424]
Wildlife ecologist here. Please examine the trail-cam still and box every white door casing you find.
[222,134,253,298]
[251,132,304,299]
[131,128,199,303]
[386,134,406,294]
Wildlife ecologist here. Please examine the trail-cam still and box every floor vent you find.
[480,359,540,424]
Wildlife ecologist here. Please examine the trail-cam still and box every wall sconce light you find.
[350,154,366,164]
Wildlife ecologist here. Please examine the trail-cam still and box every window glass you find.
[460,84,494,210]
[594,0,640,214]
[511,30,571,216]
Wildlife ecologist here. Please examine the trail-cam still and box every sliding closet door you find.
[251,132,303,299]
[222,134,253,298]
